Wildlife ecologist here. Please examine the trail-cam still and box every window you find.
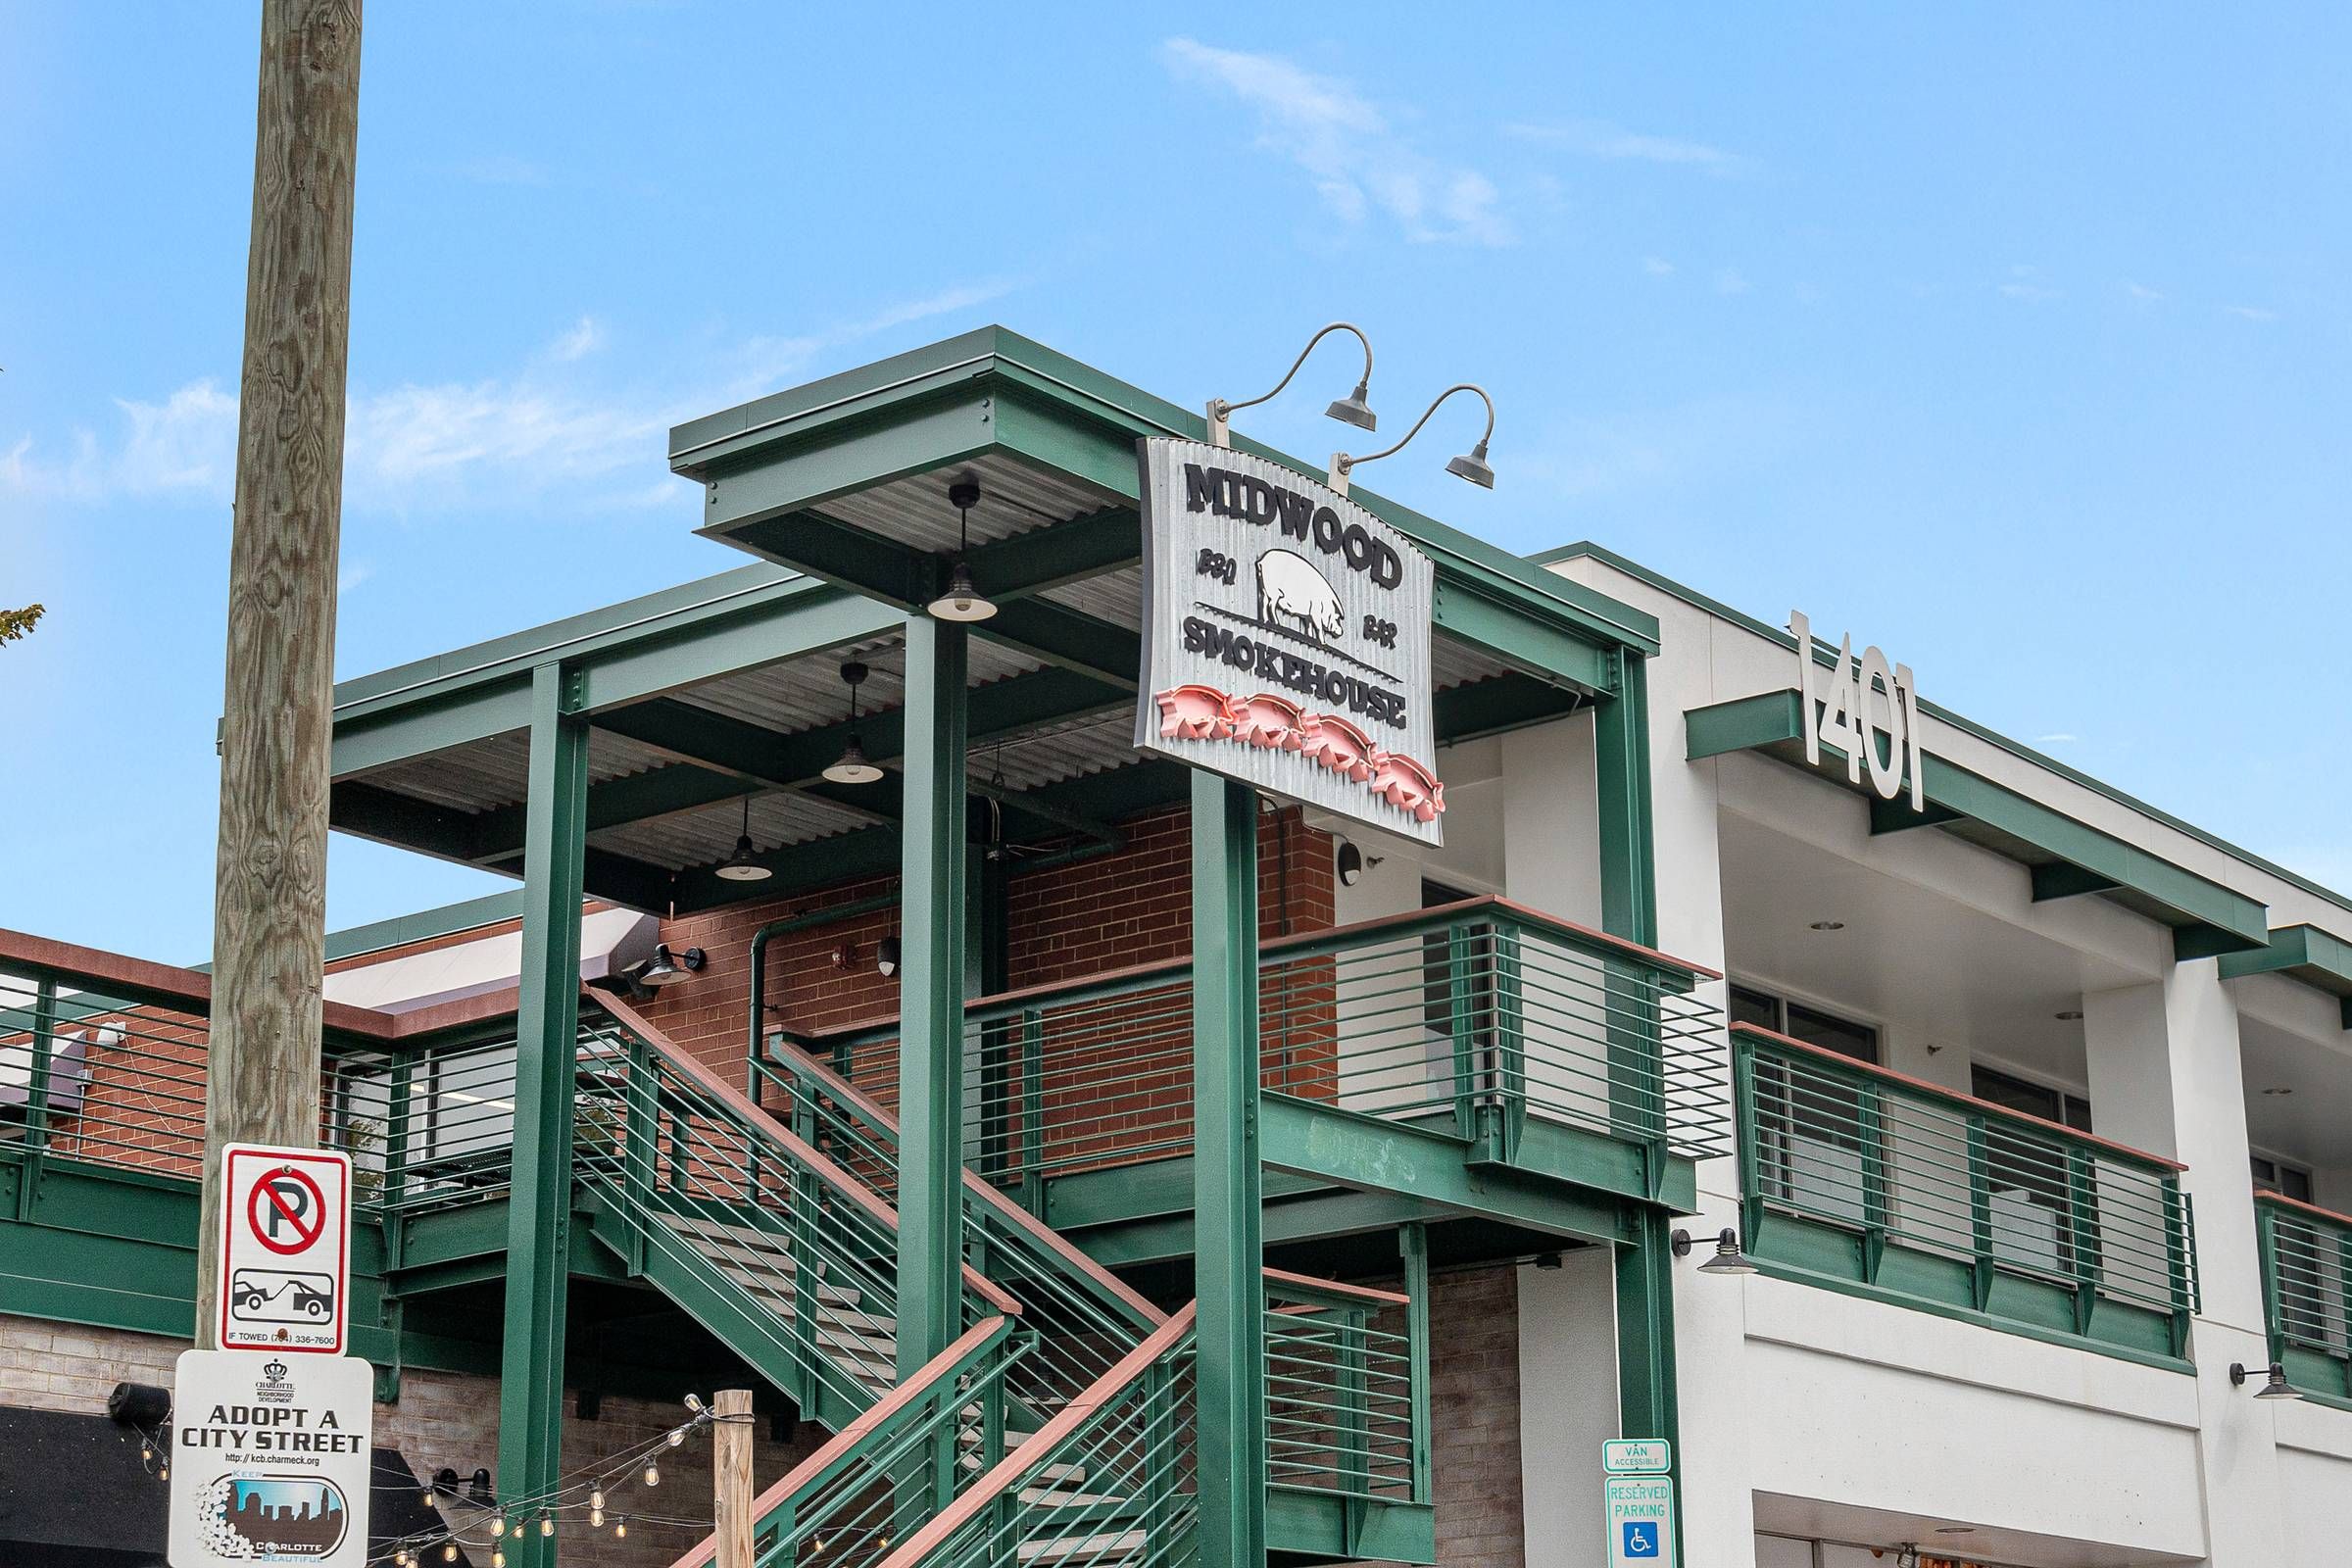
[1731,984,1879,1064]
[1971,1065,2095,1278]
[1971,1064,2092,1133]
[1737,986,1880,1225]
[2251,1154,2314,1204]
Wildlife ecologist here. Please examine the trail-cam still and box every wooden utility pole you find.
[193,0,363,1348]
[712,1389,755,1568]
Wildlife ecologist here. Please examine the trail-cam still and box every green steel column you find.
[1615,1208,1681,1444]
[1593,653,1658,948]
[1192,771,1265,1568]
[897,614,969,1378]
[14,980,56,1223]
[497,662,589,1562]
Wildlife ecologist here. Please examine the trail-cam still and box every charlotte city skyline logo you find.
[1136,441,1444,840]
[190,1476,354,1561]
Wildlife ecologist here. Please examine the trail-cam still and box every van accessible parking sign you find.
[218,1145,351,1353]
[1604,1440,1676,1568]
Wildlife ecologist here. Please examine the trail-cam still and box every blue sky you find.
[5,5,2348,962]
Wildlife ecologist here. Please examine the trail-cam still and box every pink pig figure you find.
[1230,692,1308,751]
[1154,684,1236,742]
[1370,751,1446,822]
[1302,714,1377,783]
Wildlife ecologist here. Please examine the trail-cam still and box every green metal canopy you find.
[1686,687,2270,960]
[324,328,1666,916]
[2218,924,2352,1029]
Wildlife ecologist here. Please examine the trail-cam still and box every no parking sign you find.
[218,1144,351,1353]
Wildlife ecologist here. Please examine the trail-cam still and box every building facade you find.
[3,330,2348,1568]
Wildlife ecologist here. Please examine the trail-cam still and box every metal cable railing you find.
[780,898,1728,1204]
[869,1307,1200,1568]
[1734,1024,2196,1349]
[1,980,210,1177]
[2257,1191,2352,1397]
[1260,1274,1420,1504]
[750,1052,1167,1427]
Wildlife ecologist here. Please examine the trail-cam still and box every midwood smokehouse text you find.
[182,1404,367,1454]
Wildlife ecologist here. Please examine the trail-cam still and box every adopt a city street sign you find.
[169,1348,372,1568]
[218,1144,352,1354]
[1604,1467,1677,1568]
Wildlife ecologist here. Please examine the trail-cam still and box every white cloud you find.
[1642,256,1675,277]
[548,316,603,362]
[1505,120,1751,177]
[1714,268,1750,296]
[2036,732,2079,745]
[1999,265,2059,303]
[2121,280,2164,302]
[2224,304,2278,322]
[2,280,1017,515]
[1160,38,1511,246]
[338,563,374,595]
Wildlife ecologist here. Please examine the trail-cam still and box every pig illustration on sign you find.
[1301,713,1378,782]
[1370,751,1446,822]
[1230,692,1309,751]
[1154,684,1237,742]
[1254,550,1347,646]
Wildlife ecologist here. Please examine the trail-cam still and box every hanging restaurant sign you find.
[1134,437,1443,844]
[1788,610,1925,811]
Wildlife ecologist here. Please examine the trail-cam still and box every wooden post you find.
[193,0,363,1348]
[712,1389,755,1568]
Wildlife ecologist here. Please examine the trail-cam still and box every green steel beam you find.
[331,676,532,778]
[2032,862,2125,902]
[980,597,1144,692]
[896,616,968,1380]
[496,662,589,1568]
[2217,925,2352,1029]
[706,510,938,610]
[1685,688,2269,954]
[1615,1210,1683,1546]
[1869,796,1964,834]
[1192,770,1266,1568]
[965,506,1140,599]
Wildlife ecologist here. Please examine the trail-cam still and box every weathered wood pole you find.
[712,1389,755,1568]
[193,0,363,1348]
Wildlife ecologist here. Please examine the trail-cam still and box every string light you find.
[489,1514,505,1538]
[644,1462,661,1487]
[395,1553,410,1566]
[613,1519,628,1541]
[589,1489,605,1513]
[491,1553,505,1568]
[666,1425,688,1447]
[441,1544,459,1562]
[590,1508,606,1528]
[539,1514,555,1538]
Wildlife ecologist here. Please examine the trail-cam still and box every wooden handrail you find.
[2256,1188,2352,1230]
[758,1040,1168,1329]
[664,1315,1017,1568]
[1733,1022,2188,1174]
[1260,1266,1409,1309]
[871,1302,1200,1568]
[787,894,1721,1046]
[591,990,1025,1317]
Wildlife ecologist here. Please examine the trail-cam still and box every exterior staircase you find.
[571,994,1418,1568]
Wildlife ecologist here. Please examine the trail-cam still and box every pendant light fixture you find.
[926,477,997,622]
[715,796,772,882]
[822,661,886,784]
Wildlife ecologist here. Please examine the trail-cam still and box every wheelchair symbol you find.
[1621,1520,1660,1558]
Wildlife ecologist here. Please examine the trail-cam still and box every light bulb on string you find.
[491,1552,505,1568]
[613,1519,628,1541]
[666,1425,687,1447]
[644,1462,661,1487]
[589,1490,605,1513]
[489,1514,505,1538]
[395,1552,410,1566]
[590,1509,605,1529]
[158,1463,169,1480]
[539,1514,555,1538]
[442,1544,459,1563]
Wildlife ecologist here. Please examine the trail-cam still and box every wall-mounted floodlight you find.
[1206,322,1377,450]
[1330,383,1494,498]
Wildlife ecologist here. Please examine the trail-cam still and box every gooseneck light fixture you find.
[715,796,772,882]
[1672,1225,1759,1276]
[1205,321,1379,449]
[1329,382,1495,498]
[822,661,886,785]
[636,944,705,988]
[927,477,998,622]
[2230,1360,2301,1400]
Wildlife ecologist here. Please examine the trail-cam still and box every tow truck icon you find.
[228,1268,336,1326]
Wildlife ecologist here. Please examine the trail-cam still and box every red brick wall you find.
[0,1314,815,1568]
[1428,1266,1527,1568]
[634,803,1336,1087]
